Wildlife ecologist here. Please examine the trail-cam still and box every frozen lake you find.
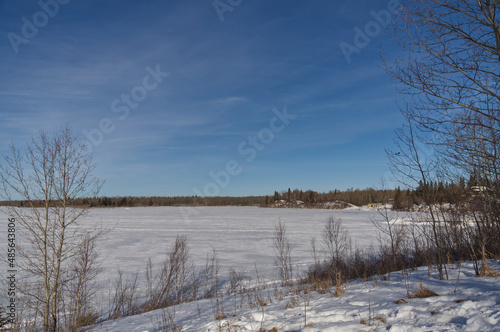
[0,206,406,303]
[89,206,399,278]
[0,206,402,279]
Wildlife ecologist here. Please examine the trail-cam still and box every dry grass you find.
[215,312,228,320]
[408,283,438,299]
[284,297,299,309]
[478,261,500,277]
[333,272,346,297]
[360,316,386,325]
[257,298,269,307]
[258,328,278,332]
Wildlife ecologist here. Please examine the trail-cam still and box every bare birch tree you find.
[0,125,103,332]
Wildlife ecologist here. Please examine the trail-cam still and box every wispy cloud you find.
[212,96,249,104]
[0,0,403,196]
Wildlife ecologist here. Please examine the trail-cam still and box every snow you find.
[93,261,500,331]
[1,206,499,331]
[77,206,391,279]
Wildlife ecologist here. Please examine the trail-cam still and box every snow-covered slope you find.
[94,261,500,331]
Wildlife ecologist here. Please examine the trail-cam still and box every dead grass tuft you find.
[479,261,500,277]
[333,272,346,297]
[215,312,228,320]
[284,297,299,309]
[360,317,385,325]
[408,282,438,299]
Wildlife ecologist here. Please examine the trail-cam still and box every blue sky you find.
[0,0,404,197]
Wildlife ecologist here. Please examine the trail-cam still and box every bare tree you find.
[385,0,500,206]
[273,220,292,286]
[0,125,103,332]
[385,0,500,134]
[371,207,406,271]
[384,0,500,272]
[387,114,449,279]
[310,237,319,269]
[322,217,351,271]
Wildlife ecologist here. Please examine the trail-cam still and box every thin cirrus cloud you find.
[0,0,404,197]
[212,97,249,105]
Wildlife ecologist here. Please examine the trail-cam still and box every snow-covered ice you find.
[78,206,392,279]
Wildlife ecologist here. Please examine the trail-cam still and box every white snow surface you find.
[1,206,499,331]
[77,206,390,279]
[95,262,500,332]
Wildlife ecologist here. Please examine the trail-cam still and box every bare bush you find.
[203,248,221,299]
[371,209,407,271]
[273,221,292,286]
[154,235,189,308]
[322,217,351,273]
[157,307,180,332]
[109,269,139,319]
[227,268,246,295]
[64,235,102,331]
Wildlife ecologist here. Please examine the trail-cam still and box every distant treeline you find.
[0,180,481,209]
[0,195,265,208]
[0,187,395,208]
[272,188,396,207]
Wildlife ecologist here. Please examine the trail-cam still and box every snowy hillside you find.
[94,261,500,331]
